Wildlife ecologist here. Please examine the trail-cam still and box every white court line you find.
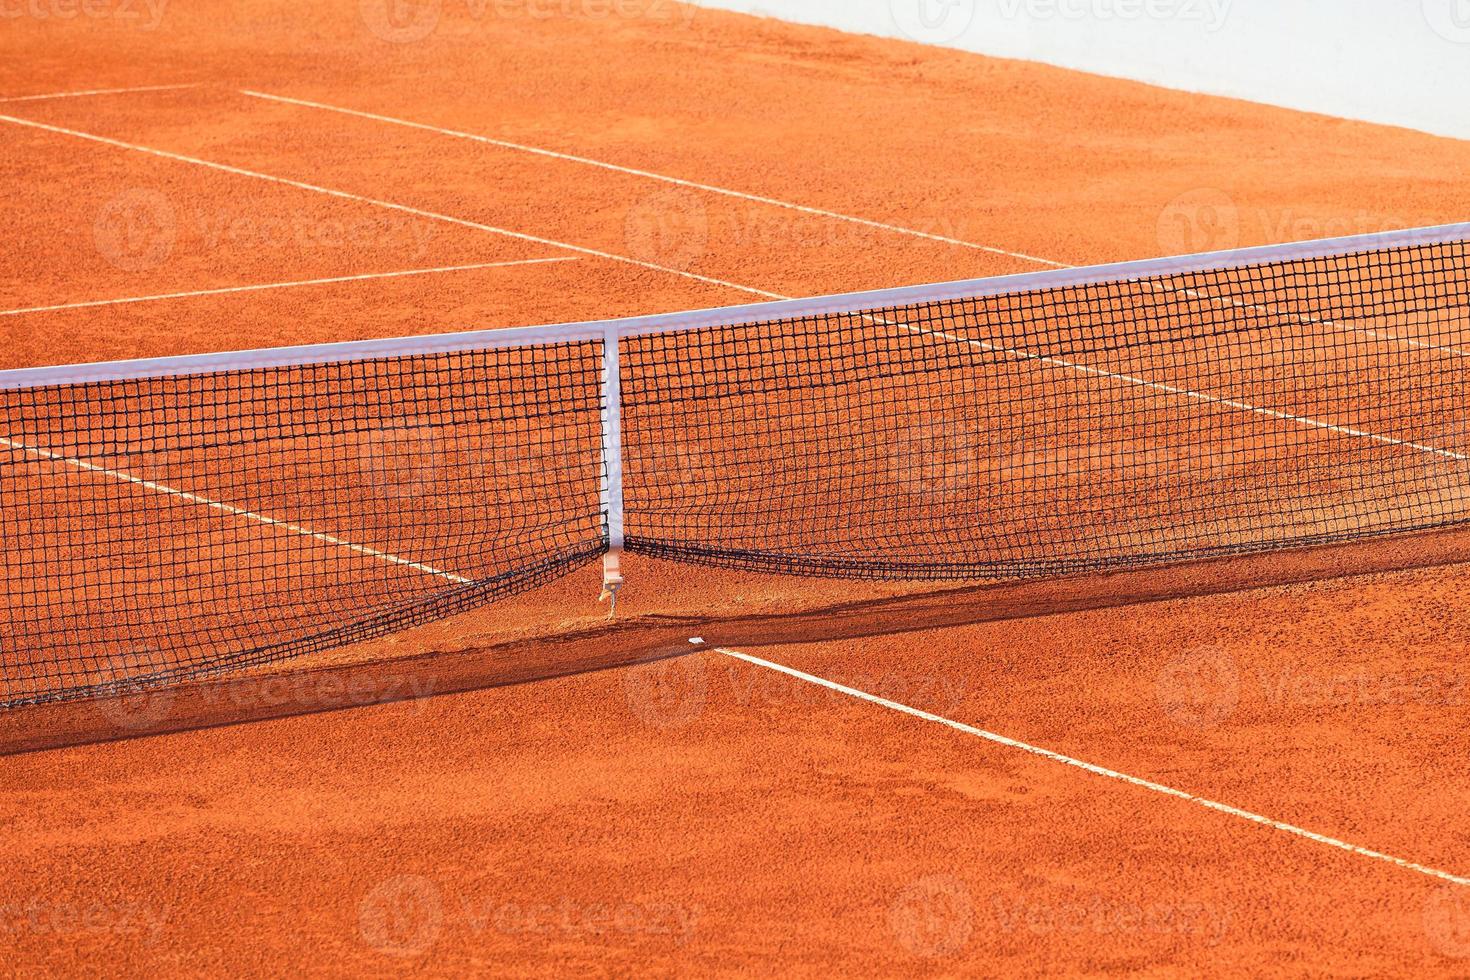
[0,112,788,303]
[240,89,1470,363]
[0,436,472,585]
[715,647,1470,887]
[904,321,1470,463]
[0,257,577,317]
[238,89,1066,270]
[1344,321,1470,359]
[1153,280,1470,362]
[0,84,198,104]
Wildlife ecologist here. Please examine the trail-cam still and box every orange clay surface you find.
[3,2,1470,974]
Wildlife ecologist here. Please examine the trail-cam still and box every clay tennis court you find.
[2,2,1470,973]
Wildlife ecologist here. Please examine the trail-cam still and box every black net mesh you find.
[0,342,607,707]
[2,237,1468,707]
[623,240,1470,577]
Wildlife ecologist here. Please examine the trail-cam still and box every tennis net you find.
[2,223,1468,707]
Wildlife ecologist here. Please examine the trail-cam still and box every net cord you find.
[2,221,1467,392]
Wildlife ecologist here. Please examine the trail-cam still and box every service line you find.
[0,257,576,316]
[0,83,198,103]
[238,88,1066,270]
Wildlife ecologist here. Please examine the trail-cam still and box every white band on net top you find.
[0,220,1465,392]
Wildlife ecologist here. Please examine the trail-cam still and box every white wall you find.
[686,0,1470,142]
